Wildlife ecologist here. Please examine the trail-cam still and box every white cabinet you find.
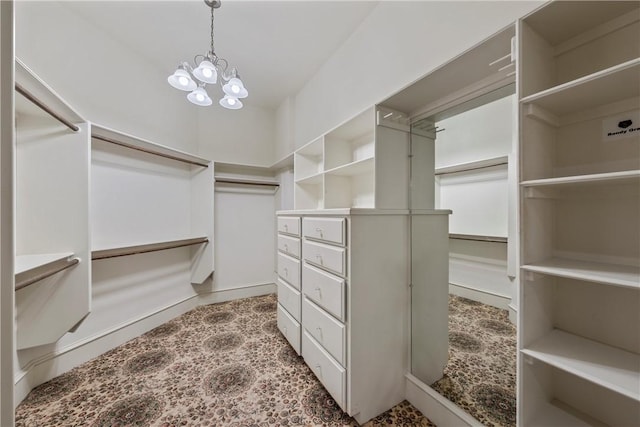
[293,107,425,210]
[14,60,91,350]
[278,209,450,424]
[518,2,640,425]
[276,216,302,354]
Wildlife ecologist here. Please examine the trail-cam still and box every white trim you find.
[448,283,511,310]
[197,282,276,305]
[405,373,483,427]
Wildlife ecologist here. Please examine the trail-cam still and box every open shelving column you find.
[14,59,92,349]
[518,2,640,425]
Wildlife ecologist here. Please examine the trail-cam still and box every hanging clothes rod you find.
[92,237,209,260]
[450,233,507,243]
[15,83,80,132]
[215,178,280,187]
[15,257,80,291]
[91,134,210,168]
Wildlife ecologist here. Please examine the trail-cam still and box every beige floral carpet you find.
[431,295,517,427]
[16,294,434,427]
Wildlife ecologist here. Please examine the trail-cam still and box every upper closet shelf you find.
[15,253,79,291]
[91,124,210,168]
[521,170,640,188]
[520,59,640,116]
[521,329,640,401]
[295,172,323,185]
[522,258,640,289]
[15,58,84,131]
[435,155,508,175]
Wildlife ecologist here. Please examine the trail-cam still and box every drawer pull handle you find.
[314,287,321,296]
[283,267,288,276]
[315,254,323,264]
[316,326,323,338]
[283,326,287,334]
[284,244,289,252]
[315,364,322,377]
[315,227,323,237]
[284,224,289,231]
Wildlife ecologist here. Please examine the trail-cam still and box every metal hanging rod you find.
[15,257,80,291]
[92,237,209,260]
[15,83,80,132]
[215,178,280,187]
[91,134,210,168]
[450,233,507,243]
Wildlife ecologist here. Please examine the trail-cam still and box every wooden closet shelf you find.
[522,258,640,289]
[521,170,640,188]
[521,329,640,401]
[15,253,80,291]
[91,124,210,168]
[92,237,209,260]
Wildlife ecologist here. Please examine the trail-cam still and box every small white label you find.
[602,110,640,141]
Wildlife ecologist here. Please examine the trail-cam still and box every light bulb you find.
[187,86,212,106]
[228,98,236,105]
[223,77,248,98]
[168,68,197,91]
[202,68,213,78]
[231,84,240,94]
[196,93,205,102]
[178,76,189,86]
[219,95,242,109]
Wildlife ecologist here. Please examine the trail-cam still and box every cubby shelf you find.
[520,59,640,116]
[521,329,640,401]
[529,401,603,427]
[522,258,640,289]
[295,172,324,185]
[324,157,374,176]
[521,170,640,188]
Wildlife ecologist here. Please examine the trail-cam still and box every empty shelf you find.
[92,237,209,260]
[522,258,640,289]
[521,329,640,401]
[520,59,640,116]
[295,172,324,185]
[15,253,79,290]
[528,400,606,427]
[324,157,374,176]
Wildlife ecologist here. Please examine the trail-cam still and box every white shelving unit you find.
[91,124,214,284]
[518,2,640,425]
[293,106,419,210]
[14,59,91,350]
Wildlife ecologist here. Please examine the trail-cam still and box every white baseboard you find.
[197,282,276,305]
[405,373,483,427]
[448,283,510,311]
[15,282,276,406]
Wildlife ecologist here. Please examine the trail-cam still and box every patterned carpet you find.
[16,294,434,427]
[431,295,517,427]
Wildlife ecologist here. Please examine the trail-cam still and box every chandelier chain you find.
[210,5,215,55]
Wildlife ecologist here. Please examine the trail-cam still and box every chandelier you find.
[167,0,247,109]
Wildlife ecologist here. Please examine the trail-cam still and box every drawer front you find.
[302,263,346,322]
[277,303,301,355]
[277,252,301,290]
[303,217,346,245]
[302,330,346,410]
[277,234,301,259]
[278,278,301,322]
[303,239,347,276]
[278,216,301,237]
[303,297,345,365]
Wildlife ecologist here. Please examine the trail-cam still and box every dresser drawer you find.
[303,239,347,276]
[278,216,301,237]
[302,330,346,410]
[277,303,301,355]
[278,278,301,322]
[303,297,345,365]
[277,234,300,259]
[277,252,300,290]
[302,263,346,322]
[303,217,346,245]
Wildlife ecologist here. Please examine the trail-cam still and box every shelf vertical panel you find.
[190,161,214,284]
[375,124,410,209]
[15,120,91,349]
[410,130,435,210]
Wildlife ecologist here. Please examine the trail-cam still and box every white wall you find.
[280,1,541,151]
[14,1,198,153]
[275,96,296,162]
[197,104,276,167]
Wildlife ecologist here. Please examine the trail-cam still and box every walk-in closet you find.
[1,1,638,426]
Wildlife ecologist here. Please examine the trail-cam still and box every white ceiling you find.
[61,0,379,109]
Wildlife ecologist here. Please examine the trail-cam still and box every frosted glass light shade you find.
[193,60,218,84]
[222,77,248,98]
[187,87,213,106]
[219,95,242,110]
[168,68,197,91]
